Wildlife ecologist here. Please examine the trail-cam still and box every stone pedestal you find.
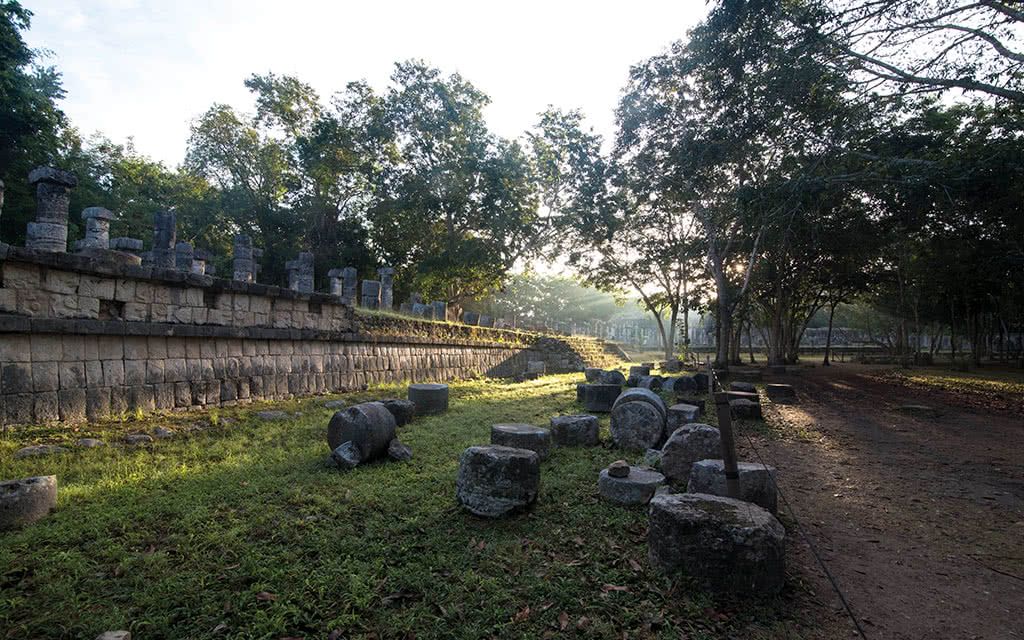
[287,252,314,293]
[408,383,449,415]
[456,445,540,517]
[667,403,701,431]
[599,465,665,505]
[78,207,114,249]
[647,493,785,595]
[25,167,77,252]
[550,414,599,446]
[377,267,394,310]
[491,423,551,459]
[192,248,210,275]
[232,235,255,282]
[582,384,621,413]
[361,280,381,309]
[174,241,193,272]
[151,211,176,268]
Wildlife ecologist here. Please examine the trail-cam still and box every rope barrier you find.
[706,365,869,640]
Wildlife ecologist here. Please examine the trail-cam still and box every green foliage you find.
[475,272,623,324]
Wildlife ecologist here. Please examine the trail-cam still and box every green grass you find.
[880,366,1024,397]
[1,375,816,639]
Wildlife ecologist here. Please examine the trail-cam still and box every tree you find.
[804,0,1024,103]
[368,61,541,312]
[0,0,67,244]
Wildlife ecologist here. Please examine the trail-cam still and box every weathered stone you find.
[432,300,447,321]
[174,241,194,272]
[673,375,698,393]
[610,400,665,450]
[491,423,551,460]
[550,414,599,446]
[526,361,546,375]
[379,398,416,426]
[663,359,682,373]
[387,438,412,462]
[125,433,153,445]
[575,383,586,403]
[583,367,604,383]
[286,252,314,293]
[667,403,701,431]
[629,365,651,378]
[687,459,779,514]
[25,221,67,253]
[638,375,663,390]
[647,492,785,595]
[730,381,757,394]
[599,465,665,505]
[643,448,663,468]
[455,445,540,518]
[612,387,667,420]
[191,248,210,275]
[76,438,105,448]
[327,401,397,462]
[13,444,68,459]
[25,167,76,252]
[153,426,175,439]
[598,370,626,385]
[110,237,143,253]
[765,383,797,404]
[692,372,709,391]
[79,207,114,249]
[660,423,721,485]
[361,279,381,309]
[0,475,57,531]
[607,459,630,478]
[232,235,255,283]
[377,267,394,310]
[462,311,479,325]
[151,211,176,268]
[323,399,346,410]
[408,383,449,415]
[730,399,763,420]
[331,441,361,469]
[256,410,289,421]
[582,383,621,413]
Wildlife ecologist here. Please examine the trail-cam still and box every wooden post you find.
[713,391,742,500]
[705,355,713,395]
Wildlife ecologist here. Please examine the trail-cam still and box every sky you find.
[23,0,709,167]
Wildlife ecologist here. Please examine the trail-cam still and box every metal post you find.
[713,391,742,499]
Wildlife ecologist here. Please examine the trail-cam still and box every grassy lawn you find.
[1,374,814,639]
[881,366,1024,396]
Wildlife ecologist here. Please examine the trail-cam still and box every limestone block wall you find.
[0,244,618,427]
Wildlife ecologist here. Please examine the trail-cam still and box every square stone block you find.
[58,388,87,422]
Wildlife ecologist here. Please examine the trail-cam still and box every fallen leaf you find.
[513,606,531,623]
[256,591,278,602]
[601,584,629,593]
[558,612,569,630]
[628,558,642,572]
[576,616,590,630]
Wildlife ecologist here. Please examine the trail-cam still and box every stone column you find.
[232,235,255,283]
[432,301,447,322]
[342,267,357,305]
[77,207,114,249]
[361,280,381,309]
[377,267,394,310]
[151,211,176,268]
[287,252,314,293]
[328,268,345,297]
[25,167,77,252]
[175,241,194,272]
[192,248,209,275]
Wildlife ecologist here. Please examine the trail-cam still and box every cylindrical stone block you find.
[610,400,665,450]
[456,445,540,518]
[660,423,721,486]
[491,423,551,460]
[612,388,667,420]
[647,492,785,595]
[0,475,57,531]
[599,466,665,505]
[25,221,68,252]
[629,365,651,378]
[583,384,621,413]
[584,368,604,383]
[327,402,397,461]
[550,414,599,446]
[408,383,449,415]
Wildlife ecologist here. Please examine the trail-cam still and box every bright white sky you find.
[24,0,708,167]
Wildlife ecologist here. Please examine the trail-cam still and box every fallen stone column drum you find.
[456,445,540,518]
[687,459,778,514]
[0,475,57,531]
[327,402,398,460]
[550,414,599,446]
[582,383,621,412]
[599,465,665,505]
[612,387,667,420]
[610,400,665,450]
[408,383,449,415]
[660,423,721,486]
[491,423,551,459]
[647,492,785,595]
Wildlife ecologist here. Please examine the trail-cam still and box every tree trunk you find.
[714,275,732,369]
[823,301,837,366]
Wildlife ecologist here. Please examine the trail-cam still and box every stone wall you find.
[0,244,619,427]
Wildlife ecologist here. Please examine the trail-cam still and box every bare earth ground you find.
[743,364,1024,640]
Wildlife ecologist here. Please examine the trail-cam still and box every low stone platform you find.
[456,445,540,518]
[491,423,551,460]
[408,383,449,415]
[598,465,665,505]
[647,492,785,595]
[687,459,778,514]
[550,414,599,446]
[1,475,57,531]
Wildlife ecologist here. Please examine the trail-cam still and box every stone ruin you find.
[287,252,315,293]
[327,401,412,469]
[25,167,76,253]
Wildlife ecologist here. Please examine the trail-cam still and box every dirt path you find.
[740,364,1024,640]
